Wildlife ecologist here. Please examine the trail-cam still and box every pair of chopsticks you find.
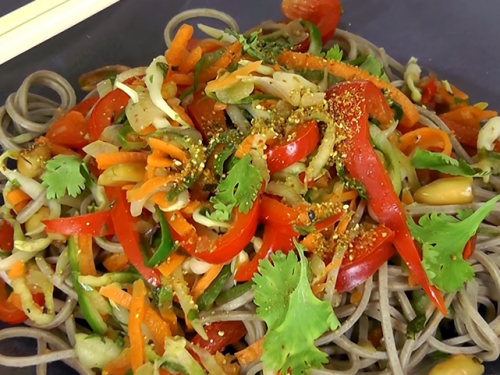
[0,0,121,65]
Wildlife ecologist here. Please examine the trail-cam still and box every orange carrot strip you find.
[147,155,175,168]
[96,152,148,170]
[440,106,498,128]
[7,292,24,310]
[8,261,24,279]
[213,102,228,112]
[102,253,129,272]
[171,73,195,86]
[197,39,224,54]
[6,189,31,207]
[401,188,414,205]
[206,60,262,92]
[398,127,452,156]
[179,46,203,74]
[235,135,256,158]
[150,192,175,211]
[181,200,201,217]
[129,280,146,371]
[166,24,194,67]
[78,235,96,276]
[157,253,186,278]
[165,211,196,237]
[235,337,264,365]
[300,232,322,252]
[192,264,224,301]
[199,42,242,83]
[148,138,189,163]
[278,51,419,127]
[102,348,131,375]
[139,125,157,135]
[126,176,179,202]
[166,99,195,127]
[14,201,30,214]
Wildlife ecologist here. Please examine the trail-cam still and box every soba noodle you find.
[0,7,498,375]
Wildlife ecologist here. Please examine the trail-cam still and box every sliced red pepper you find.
[336,226,395,293]
[235,224,296,282]
[463,234,477,261]
[45,111,89,149]
[266,120,320,173]
[421,77,437,109]
[43,210,115,237]
[171,197,260,265]
[325,81,447,316]
[281,0,342,45]
[89,89,130,142]
[0,279,44,324]
[0,220,14,253]
[106,187,161,287]
[191,321,247,354]
[72,96,100,116]
[187,90,228,143]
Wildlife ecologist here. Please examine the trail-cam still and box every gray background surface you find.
[0,0,499,373]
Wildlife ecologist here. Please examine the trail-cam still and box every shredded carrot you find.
[165,211,196,237]
[329,189,359,203]
[35,136,79,156]
[336,212,353,235]
[350,289,363,305]
[102,348,131,375]
[199,42,242,83]
[401,188,414,205]
[170,73,195,86]
[102,253,129,272]
[7,292,23,310]
[129,280,147,371]
[77,235,96,277]
[277,51,419,127]
[8,261,24,279]
[179,46,203,74]
[139,125,157,135]
[149,192,175,211]
[440,106,498,128]
[181,200,201,217]
[126,176,179,202]
[6,189,30,207]
[300,232,323,252]
[206,60,262,92]
[235,135,256,158]
[96,152,148,170]
[235,337,264,365]
[197,39,224,54]
[192,264,224,301]
[167,99,195,127]
[159,307,178,335]
[157,253,186,278]
[398,127,452,156]
[14,201,30,214]
[166,24,194,67]
[147,155,175,168]
[148,137,189,163]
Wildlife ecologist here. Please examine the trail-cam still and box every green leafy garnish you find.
[408,194,500,292]
[193,49,224,90]
[294,69,343,86]
[325,45,343,61]
[253,242,340,375]
[156,62,169,78]
[411,149,489,177]
[406,315,426,340]
[41,155,91,199]
[336,162,368,199]
[454,97,470,106]
[349,54,389,82]
[208,154,262,221]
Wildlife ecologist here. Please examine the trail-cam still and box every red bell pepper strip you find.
[187,90,228,143]
[336,226,395,293]
[281,0,342,45]
[171,197,260,265]
[45,111,89,149]
[0,278,45,324]
[463,234,477,261]
[0,220,14,252]
[191,321,247,354]
[89,89,130,142]
[72,96,100,116]
[43,210,115,237]
[325,80,447,316]
[421,77,437,108]
[106,187,161,287]
[266,120,320,174]
[235,224,296,282]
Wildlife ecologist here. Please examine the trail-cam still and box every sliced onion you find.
[306,121,335,182]
[115,81,139,103]
[265,181,304,207]
[99,125,122,146]
[238,60,274,76]
[126,90,165,133]
[17,191,47,224]
[83,140,119,158]
[226,105,251,133]
[215,81,255,104]
[116,67,147,84]
[192,206,230,229]
[189,258,213,275]
[197,24,237,43]
[97,79,113,98]
[156,190,189,213]
[281,19,309,45]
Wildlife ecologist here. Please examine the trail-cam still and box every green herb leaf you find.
[454,97,470,106]
[208,154,262,221]
[349,54,389,82]
[254,242,340,375]
[406,315,426,340]
[336,162,368,200]
[411,149,489,177]
[325,45,343,61]
[156,62,169,78]
[408,194,500,292]
[41,155,90,199]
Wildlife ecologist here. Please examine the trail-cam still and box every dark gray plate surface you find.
[0,0,499,373]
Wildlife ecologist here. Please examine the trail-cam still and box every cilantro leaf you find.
[41,155,90,199]
[411,149,489,177]
[208,154,262,221]
[408,194,500,292]
[325,45,343,61]
[336,162,368,200]
[256,242,340,375]
[349,54,389,82]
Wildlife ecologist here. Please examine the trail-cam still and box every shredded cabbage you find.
[74,333,121,370]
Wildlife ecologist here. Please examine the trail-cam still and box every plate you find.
[0,0,499,374]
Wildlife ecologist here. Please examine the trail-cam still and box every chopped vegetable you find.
[75,333,121,370]
[325,45,343,61]
[41,155,92,199]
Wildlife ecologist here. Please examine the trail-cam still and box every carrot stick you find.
[165,211,196,237]
[8,261,24,279]
[181,200,201,217]
[197,39,224,54]
[126,176,178,202]
[6,189,31,207]
[148,138,189,163]
[150,192,175,211]
[129,280,146,371]
[157,253,186,278]
[14,201,30,214]
[102,253,129,272]
[96,152,148,170]
[166,99,195,127]
[78,235,96,276]
[147,155,175,168]
[440,106,497,128]
[192,264,224,301]
[199,42,242,83]
[277,51,419,127]
[179,46,203,74]
[300,232,323,252]
[235,337,264,365]
[235,135,256,158]
[206,60,262,92]
[398,127,452,156]
[401,188,414,205]
[171,73,195,86]
[102,348,131,375]
[166,24,194,67]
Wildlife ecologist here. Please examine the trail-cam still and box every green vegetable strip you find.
[215,282,253,306]
[197,265,232,311]
[300,21,323,55]
[145,207,176,267]
[68,236,108,335]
